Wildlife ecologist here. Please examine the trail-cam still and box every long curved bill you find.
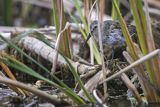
[83,33,91,47]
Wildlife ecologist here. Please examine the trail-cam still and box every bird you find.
[84,20,137,59]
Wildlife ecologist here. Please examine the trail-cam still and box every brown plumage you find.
[85,20,137,59]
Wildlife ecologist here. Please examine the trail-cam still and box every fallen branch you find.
[18,36,99,76]
[0,76,64,104]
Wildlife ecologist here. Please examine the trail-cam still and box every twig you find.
[100,49,160,84]
[144,0,155,50]
[0,77,62,104]
[92,89,108,107]
[78,70,108,100]
[120,73,142,103]
[0,62,29,96]
[96,2,108,98]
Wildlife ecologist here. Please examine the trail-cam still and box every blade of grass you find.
[52,0,59,34]
[11,30,35,43]
[67,10,101,64]
[129,0,155,85]
[112,0,119,20]
[51,22,71,75]
[112,1,137,60]
[11,30,55,48]
[0,34,85,104]
[112,0,151,101]
[71,1,101,64]
[73,0,88,33]
[0,76,61,104]
[144,0,160,89]
[0,34,49,74]
[113,0,160,102]
[52,0,71,58]
[0,53,85,104]
[0,62,28,96]
[61,52,95,103]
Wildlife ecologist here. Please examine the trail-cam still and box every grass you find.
[1,0,160,105]
[113,0,160,103]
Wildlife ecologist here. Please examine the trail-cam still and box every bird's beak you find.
[83,33,92,47]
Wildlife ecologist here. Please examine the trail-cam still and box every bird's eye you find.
[93,26,97,30]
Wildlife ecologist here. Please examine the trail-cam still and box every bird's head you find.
[83,20,113,47]
[83,20,98,47]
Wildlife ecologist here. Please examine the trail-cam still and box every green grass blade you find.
[52,0,71,58]
[52,0,59,34]
[0,54,85,104]
[129,0,155,83]
[0,34,49,73]
[11,30,54,48]
[61,53,95,103]
[129,0,148,54]
[112,0,119,20]
[69,3,101,64]
[112,1,137,60]
[113,0,160,102]
[0,34,86,104]
[73,0,88,33]
[11,30,35,43]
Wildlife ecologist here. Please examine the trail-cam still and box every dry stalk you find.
[0,76,62,104]
[51,22,71,75]
[92,89,108,107]
[78,69,110,100]
[0,62,29,96]
[88,0,98,64]
[120,73,142,103]
[96,2,108,98]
